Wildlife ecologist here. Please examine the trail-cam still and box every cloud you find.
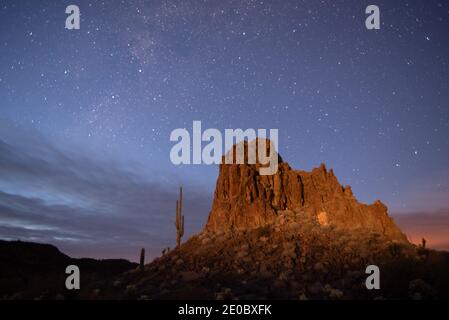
[0,124,212,261]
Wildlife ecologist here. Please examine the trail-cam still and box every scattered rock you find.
[175,259,184,266]
[313,262,326,272]
[180,271,201,282]
[409,279,433,299]
[299,293,308,300]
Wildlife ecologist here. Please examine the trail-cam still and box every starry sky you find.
[1,0,449,260]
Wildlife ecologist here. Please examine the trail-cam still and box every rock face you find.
[205,139,407,242]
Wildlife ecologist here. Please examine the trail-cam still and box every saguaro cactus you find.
[139,248,145,272]
[175,187,185,248]
[421,238,427,249]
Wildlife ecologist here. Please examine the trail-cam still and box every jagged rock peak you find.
[204,139,408,242]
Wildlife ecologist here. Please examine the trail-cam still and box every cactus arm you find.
[181,215,185,237]
[175,187,185,248]
[139,248,145,272]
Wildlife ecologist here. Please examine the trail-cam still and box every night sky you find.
[1,0,449,260]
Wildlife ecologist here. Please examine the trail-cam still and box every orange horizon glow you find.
[393,211,449,252]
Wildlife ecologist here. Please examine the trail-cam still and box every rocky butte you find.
[205,138,407,243]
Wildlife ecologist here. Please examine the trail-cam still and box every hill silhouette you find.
[0,240,136,299]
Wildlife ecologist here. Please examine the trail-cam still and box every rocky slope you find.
[205,140,406,242]
[115,211,449,300]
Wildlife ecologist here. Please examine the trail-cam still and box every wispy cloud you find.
[0,123,212,261]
